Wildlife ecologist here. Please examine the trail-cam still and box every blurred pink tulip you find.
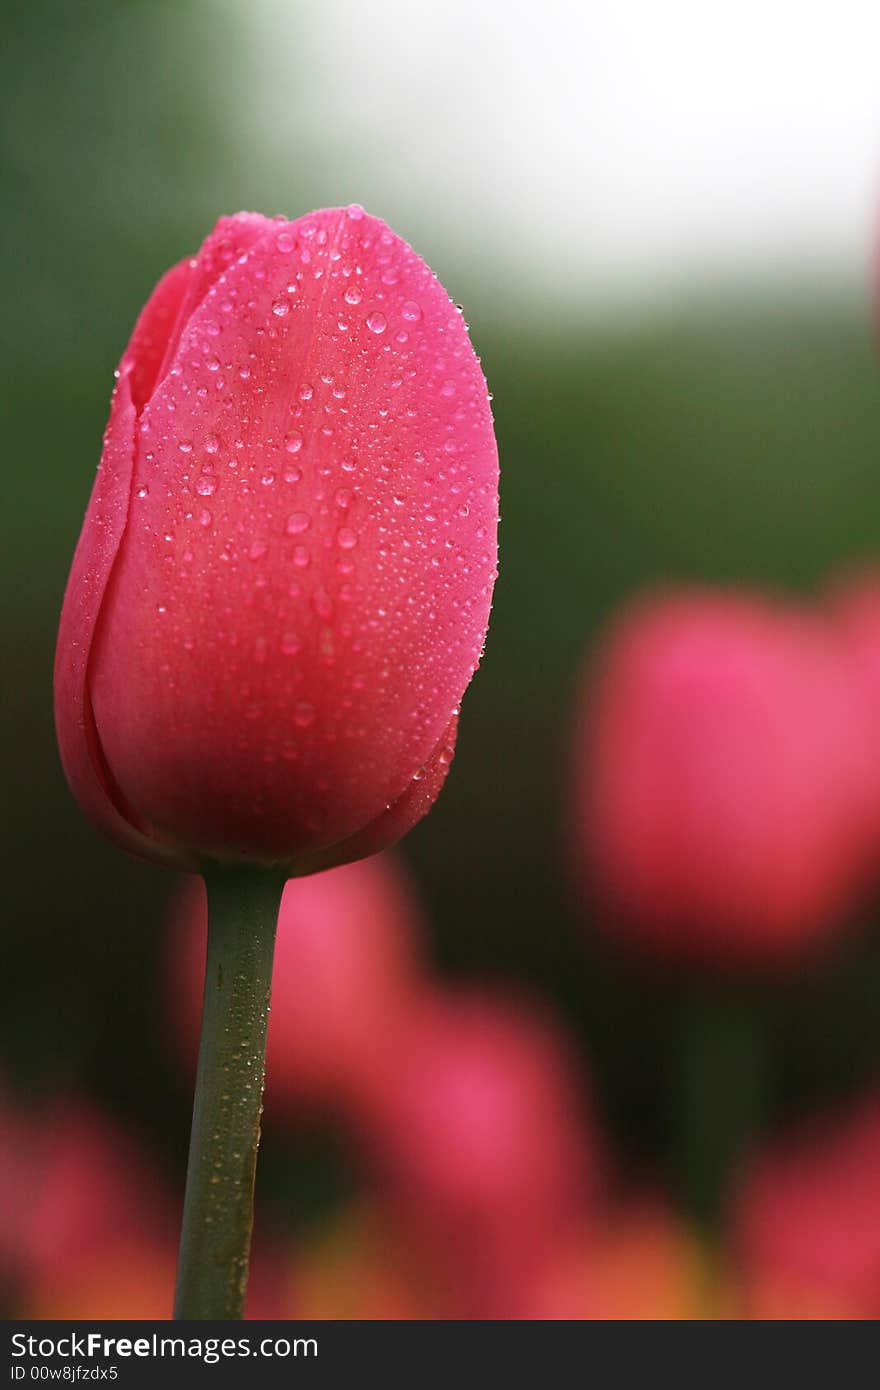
[0,1090,174,1314]
[575,589,875,968]
[22,1099,174,1288]
[168,853,424,1113]
[55,207,498,872]
[730,1093,880,1318]
[353,987,596,1316]
[827,567,880,841]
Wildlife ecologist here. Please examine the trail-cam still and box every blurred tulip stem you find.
[174,864,285,1319]
[673,990,767,1231]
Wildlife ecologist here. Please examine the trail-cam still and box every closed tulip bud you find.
[575,590,875,968]
[55,207,498,871]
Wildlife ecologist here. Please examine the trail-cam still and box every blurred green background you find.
[4,0,880,1262]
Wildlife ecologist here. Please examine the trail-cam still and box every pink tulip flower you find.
[354,987,596,1316]
[55,208,498,871]
[730,1094,880,1318]
[22,1100,174,1288]
[167,853,424,1111]
[575,590,875,968]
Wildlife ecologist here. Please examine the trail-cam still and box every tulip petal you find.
[54,260,196,866]
[152,214,270,395]
[298,716,458,873]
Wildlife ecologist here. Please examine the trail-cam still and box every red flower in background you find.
[730,1093,880,1318]
[574,589,875,968]
[167,853,424,1113]
[353,987,597,1317]
[55,207,498,872]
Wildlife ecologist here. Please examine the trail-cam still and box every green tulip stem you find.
[673,989,767,1231]
[174,864,285,1320]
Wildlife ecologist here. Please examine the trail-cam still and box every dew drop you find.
[292,545,310,568]
[286,512,310,535]
[276,230,295,253]
[196,476,217,497]
[281,632,301,656]
[136,485,149,499]
[366,311,387,335]
[272,297,290,317]
[198,509,213,528]
[294,701,315,728]
[344,285,363,306]
[336,527,358,550]
[284,430,303,454]
[401,300,422,322]
[178,439,193,454]
[313,588,333,620]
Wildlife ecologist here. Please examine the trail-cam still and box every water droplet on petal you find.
[294,701,315,728]
[401,300,422,322]
[366,311,387,335]
[272,297,290,317]
[286,512,310,535]
[336,527,358,550]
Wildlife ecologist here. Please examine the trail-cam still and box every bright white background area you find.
[243,0,880,309]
